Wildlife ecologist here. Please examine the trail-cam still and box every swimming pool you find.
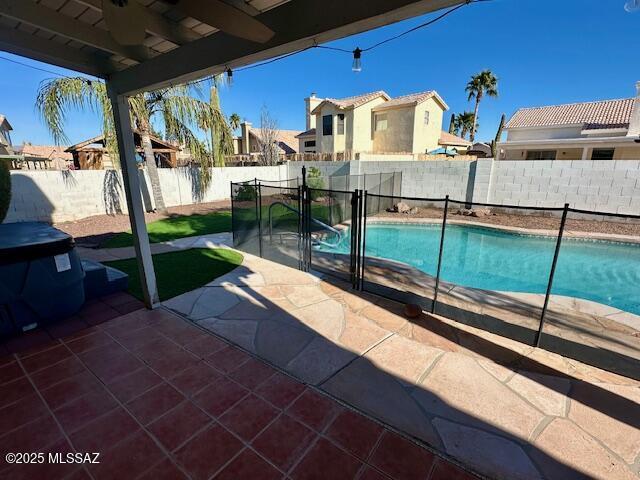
[316,222,640,316]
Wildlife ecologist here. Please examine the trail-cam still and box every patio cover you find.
[0,0,463,307]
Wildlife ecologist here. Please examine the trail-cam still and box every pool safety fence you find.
[231,170,640,380]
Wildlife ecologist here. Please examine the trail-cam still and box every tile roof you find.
[15,144,73,160]
[296,128,316,138]
[506,98,636,129]
[438,131,472,146]
[311,91,390,113]
[372,91,449,111]
[249,128,303,154]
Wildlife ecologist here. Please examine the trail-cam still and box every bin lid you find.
[0,222,75,265]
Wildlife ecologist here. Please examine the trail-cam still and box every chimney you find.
[305,92,322,131]
[240,121,252,154]
[627,81,640,137]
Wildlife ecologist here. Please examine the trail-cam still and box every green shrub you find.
[0,159,10,223]
[307,167,325,201]
[234,183,257,202]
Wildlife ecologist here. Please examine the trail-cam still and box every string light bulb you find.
[226,67,233,86]
[352,48,362,72]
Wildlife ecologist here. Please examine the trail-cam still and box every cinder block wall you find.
[6,164,287,223]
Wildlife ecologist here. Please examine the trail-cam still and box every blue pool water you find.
[317,223,640,315]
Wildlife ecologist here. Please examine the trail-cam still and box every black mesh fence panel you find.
[231,182,260,256]
[259,185,302,269]
[540,208,640,379]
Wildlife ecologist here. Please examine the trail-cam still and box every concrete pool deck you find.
[80,235,640,479]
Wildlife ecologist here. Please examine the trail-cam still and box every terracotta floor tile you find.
[156,322,208,347]
[0,377,36,409]
[139,458,188,480]
[20,344,72,373]
[46,317,90,340]
[0,360,23,385]
[69,408,140,453]
[65,330,114,354]
[113,299,145,315]
[252,414,316,472]
[287,389,343,432]
[145,347,200,379]
[228,358,277,390]
[106,366,163,403]
[101,292,138,308]
[30,356,86,390]
[53,388,118,434]
[358,467,392,480]
[40,371,103,409]
[89,431,166,480]
[174,423,243,480]
[205,345,251,374]
[428,459,477,480]
[132,336,176,361]
[0,393,49,433]
[184,334,228,359]
[326,410,384,460]
[219,394,279,442]
[213,448,282,480]
[369,432,435,480]
[255,372,306,409]
[193,377,248,417]
[111,325,163,351]
[126,382,185,425]
[80,304,121,326]
[148,401,212,451]
[291,438,363,480]
[79,343,143,383]
[0,415,63,453]
[5,330,54,355]
[170,362,222,398]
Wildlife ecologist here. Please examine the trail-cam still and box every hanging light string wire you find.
[0,0,485,88]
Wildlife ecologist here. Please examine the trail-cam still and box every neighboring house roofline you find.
[438,130,472,147]
[310,90,391,114]
[371,90,449,112]
[295,128,316,138]
[66,132,179,152]
[0,115,13,131]
[498,135,640,148]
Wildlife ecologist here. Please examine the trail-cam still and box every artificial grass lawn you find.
[102,211,232,248]
[104,248,243,301]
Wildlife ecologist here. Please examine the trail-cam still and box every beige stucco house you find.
[498,81,640,160]
[298,90,469,156]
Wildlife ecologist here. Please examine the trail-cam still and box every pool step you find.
[81,259,128,300]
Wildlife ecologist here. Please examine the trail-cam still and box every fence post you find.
[297,185,303,271]
[302,166,307,188]
[535,203,570,347]
[255,180,263,258]
[431,195,449,314]
[349,190,358,288]
[359,191,368,291]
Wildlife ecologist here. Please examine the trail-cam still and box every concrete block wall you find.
[488,160,640,214]
[7,164,287,223]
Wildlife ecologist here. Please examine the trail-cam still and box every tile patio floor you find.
[0,294,475,480]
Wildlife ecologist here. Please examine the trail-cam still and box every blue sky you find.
[0,0,638,146]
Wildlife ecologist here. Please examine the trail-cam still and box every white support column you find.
[581,147,590,160]
[107,83,159,308]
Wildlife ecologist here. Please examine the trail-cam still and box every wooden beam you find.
[0,26,117,77]
[106,82,159,308]
[0,0,151,62]
[74,0,201,46]
[108,0,464,95]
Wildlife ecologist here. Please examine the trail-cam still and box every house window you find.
[322,115,333,136]
[424,111,430,125]
[337,114,345,135]
[304,140,316,148]
[525,150,556,160]
[591,148,615,160]
[375,113,388,131]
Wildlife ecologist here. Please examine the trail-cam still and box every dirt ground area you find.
[375,207,640,237]
[54,200,231,246]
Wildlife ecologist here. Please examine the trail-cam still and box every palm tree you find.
[36,77,232,213]
[229,113,241,131]
[465,69,498,142]
[455,112,477,140]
